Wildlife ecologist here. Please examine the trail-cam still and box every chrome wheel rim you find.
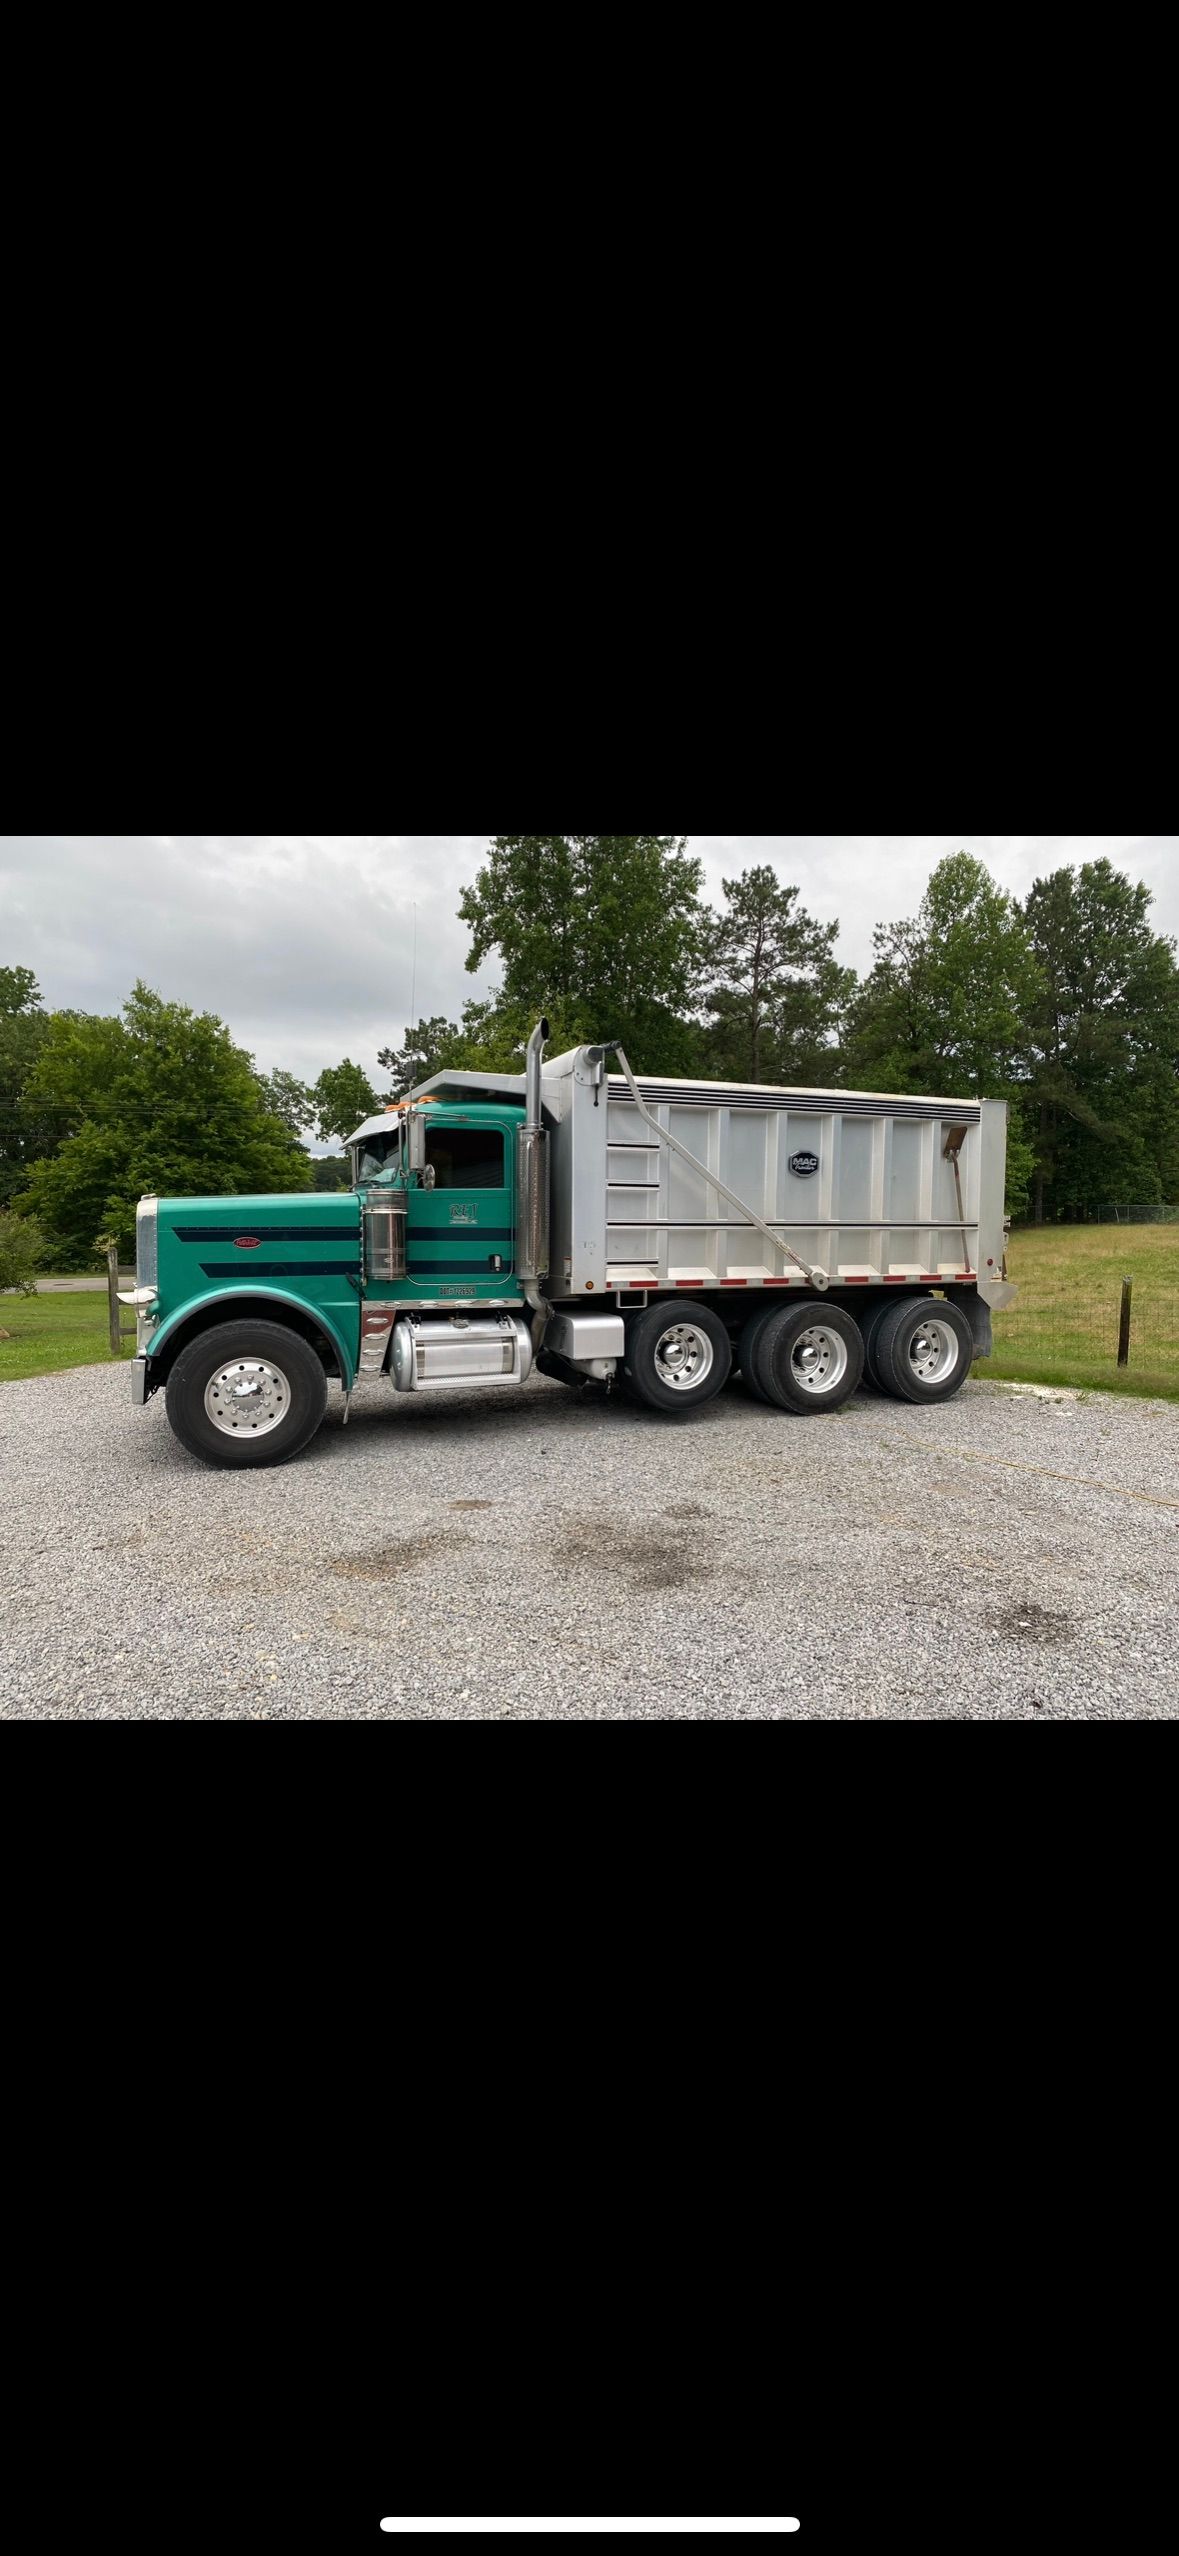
[653,1322,714,1390]
[204,1356,291,1437]
[789,1325,848,1393]
[906,1317,959,1383]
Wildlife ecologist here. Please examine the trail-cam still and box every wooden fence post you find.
[1117,1276,1132,1368]
[106,1241,122,1356]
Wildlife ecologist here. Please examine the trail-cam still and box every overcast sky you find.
[2,836,1174,1102]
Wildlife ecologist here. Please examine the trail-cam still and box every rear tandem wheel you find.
[622,1299,732,1415]
[753,1301,864,1414]
[871,1294,974,1403]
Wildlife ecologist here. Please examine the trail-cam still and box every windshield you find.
[356,1127,401,1183]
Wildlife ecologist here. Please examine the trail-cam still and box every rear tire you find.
[165,1320,329,1467]
[737,1303,780,1404]
[623,1300,731,1416]
[856,1297,895,1394]
[873,1295,973,1403]
[757,1302,864,1414]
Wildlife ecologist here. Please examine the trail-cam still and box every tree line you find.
[380,839,1179,1227]
[2,839,1177,1272]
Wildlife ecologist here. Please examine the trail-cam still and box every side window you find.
[424,1125,505,1189]
[358,1131,399,1180]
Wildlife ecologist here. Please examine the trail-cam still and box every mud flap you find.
[964,1295,993,1359]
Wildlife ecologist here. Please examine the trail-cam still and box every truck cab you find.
[347,1101,524,1308]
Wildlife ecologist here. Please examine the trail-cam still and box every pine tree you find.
[701,867,853,1083]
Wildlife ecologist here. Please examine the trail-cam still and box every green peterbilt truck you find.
[126,1021,1014,1468]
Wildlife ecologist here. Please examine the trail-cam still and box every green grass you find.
[974,1223,1179,1400]
[0,1290,136,1382]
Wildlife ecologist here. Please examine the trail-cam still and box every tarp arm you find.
[612,1047,825,1289]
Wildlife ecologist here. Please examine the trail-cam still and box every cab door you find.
[407,1113,517,1303]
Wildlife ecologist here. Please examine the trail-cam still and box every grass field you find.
[3,1225,1178,1396]
[974,1223,1179,1399]
[0,1290,136,1383]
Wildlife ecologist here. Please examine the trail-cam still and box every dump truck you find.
[124,1022,1015,1467]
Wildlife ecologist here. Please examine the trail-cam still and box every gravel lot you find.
[3,1363,1178,1718]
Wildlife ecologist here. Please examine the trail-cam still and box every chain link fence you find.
[1023,1202,1179,1225]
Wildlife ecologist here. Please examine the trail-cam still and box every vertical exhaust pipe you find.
[525,1015,549,1138]
[518,1016,550,1331]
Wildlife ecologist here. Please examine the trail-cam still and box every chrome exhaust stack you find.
[517,1015,550,1334]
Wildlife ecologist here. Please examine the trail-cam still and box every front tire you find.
[165,1321,329,1468]
[873,1295,973,1402]
[623,1300,731,1415]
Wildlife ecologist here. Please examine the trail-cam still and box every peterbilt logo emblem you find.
[788,1151,819,1177]
[233,1235,262,1249]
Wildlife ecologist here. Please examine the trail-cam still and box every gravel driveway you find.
[3,1365,1177,1718]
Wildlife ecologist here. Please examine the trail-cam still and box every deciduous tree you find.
[378,1018,461,1097]
[0,966,54,1207]
[18,984,312,1260]
[458,836,708,1070]
[1020,859,1179,1220]
[844,854,1039,1217]
[311,1060,381,1146]
[0,1208,44,1295]
[255,1068,315,1138]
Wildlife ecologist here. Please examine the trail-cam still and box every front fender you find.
[148,1286,359,1390]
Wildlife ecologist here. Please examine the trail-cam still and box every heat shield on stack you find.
[515,1125,549,1282]
[516,1016,550,1283]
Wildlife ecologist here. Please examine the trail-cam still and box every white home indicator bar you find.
[379,2527,800,2537]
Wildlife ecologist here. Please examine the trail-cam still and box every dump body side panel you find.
[590,1073,998,1296]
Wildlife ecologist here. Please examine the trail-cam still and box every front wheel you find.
[623,1300,732,1415]
[165,1320,329,1467]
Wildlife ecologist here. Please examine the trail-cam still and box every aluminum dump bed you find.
[544,1060,1011,1308]
[405,1053,1013,1311]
